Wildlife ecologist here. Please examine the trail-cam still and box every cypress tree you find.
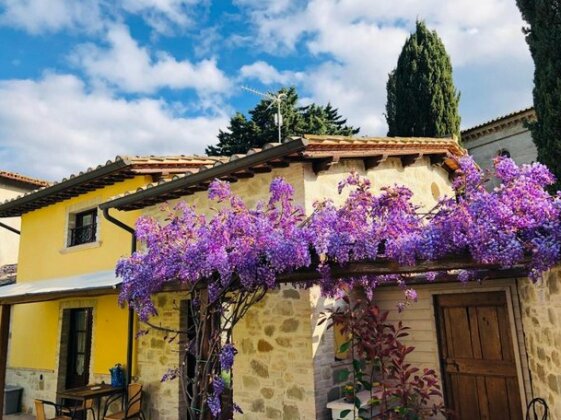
[516,0,561,190]
[206,87,359,156]
[386,21,461,140]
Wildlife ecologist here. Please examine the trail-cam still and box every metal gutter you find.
[100,138,309,211]
[101,208,136,386]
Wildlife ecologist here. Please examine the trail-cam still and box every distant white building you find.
[0,171,48,282]
[462,107,537,171]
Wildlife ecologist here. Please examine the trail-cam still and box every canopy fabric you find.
[0,270,121,305]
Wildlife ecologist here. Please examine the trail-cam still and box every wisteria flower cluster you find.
[418,156,561,281]
[117,177,310,319]
[117,155,561,317]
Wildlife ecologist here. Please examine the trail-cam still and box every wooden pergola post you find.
[0,304,12,417]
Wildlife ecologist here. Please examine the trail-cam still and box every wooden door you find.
[65,308,93,389]
[435,292,522,420]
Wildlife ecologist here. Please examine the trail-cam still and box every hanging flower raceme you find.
[116,177,312,319]
[418,156,561,280]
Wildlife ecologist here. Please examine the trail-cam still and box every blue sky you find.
[0,0,533,180]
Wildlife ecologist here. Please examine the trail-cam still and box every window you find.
[498,149,511,158]
[69,209,97,247]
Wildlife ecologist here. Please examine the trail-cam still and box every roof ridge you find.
[462,107,535,137]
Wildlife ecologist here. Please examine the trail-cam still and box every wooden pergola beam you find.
[276,256,528,283]
[157,257,529,294]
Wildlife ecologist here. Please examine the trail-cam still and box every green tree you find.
[206,87,359,156]
[516,0,561,190]
[386,21,461,140]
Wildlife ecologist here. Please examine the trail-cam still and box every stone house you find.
[101,135,539,419]
[0,135,556,419]
[462,107,536,171]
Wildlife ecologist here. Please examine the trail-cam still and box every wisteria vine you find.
[116,155,561,418]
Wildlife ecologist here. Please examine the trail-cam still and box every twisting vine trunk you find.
[146,283,268,419]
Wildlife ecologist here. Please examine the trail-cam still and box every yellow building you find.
[0,156,221,415]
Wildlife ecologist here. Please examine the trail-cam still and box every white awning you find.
[0,270,121,305]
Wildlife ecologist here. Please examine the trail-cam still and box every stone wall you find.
[233,286,317,420]
[135,292,183,420]
[136,156,467,419]
[6,368,57,414]
[518,269,561,416]
[309,288,349,420]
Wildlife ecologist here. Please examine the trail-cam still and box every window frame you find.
[68,208,98,247]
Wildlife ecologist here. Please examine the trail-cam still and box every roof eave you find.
[100,138,309,212]
[0,159,130,217]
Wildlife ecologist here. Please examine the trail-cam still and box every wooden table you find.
[57,384,124,419]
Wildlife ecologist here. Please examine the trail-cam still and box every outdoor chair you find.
[102,383,145,420]
[35,399,72,420]
[62,398,96,420]
[526,397,549,420]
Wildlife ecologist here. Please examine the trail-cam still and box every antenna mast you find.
[241,86,287,143]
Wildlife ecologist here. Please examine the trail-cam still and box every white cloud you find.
[236,0,533,134]
[120,0,205,35]
[0,73,229,180]
[0,0,205,35]
[71,25,231,96]
[0,0,103,34]
[239,61,303,85]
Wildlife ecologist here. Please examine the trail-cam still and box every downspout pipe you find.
[0,221,20,235]
[102,208,136,386]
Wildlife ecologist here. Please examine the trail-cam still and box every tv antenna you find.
[242,86,287,143]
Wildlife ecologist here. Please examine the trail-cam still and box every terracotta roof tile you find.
[0,170,50,188]
[300,135,464,157]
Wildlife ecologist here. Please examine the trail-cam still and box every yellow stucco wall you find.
[17,177,149,281]
[9,177,149,373]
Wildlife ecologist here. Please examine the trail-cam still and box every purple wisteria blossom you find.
[207,376,226,418]
[117,157,561,318]
[219,343,236,371]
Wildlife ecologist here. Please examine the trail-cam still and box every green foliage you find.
[206,87,359,155]
[516,0,561,191]
[340,409,352,418]
[326,296,446,419]
[386,21,461,140]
